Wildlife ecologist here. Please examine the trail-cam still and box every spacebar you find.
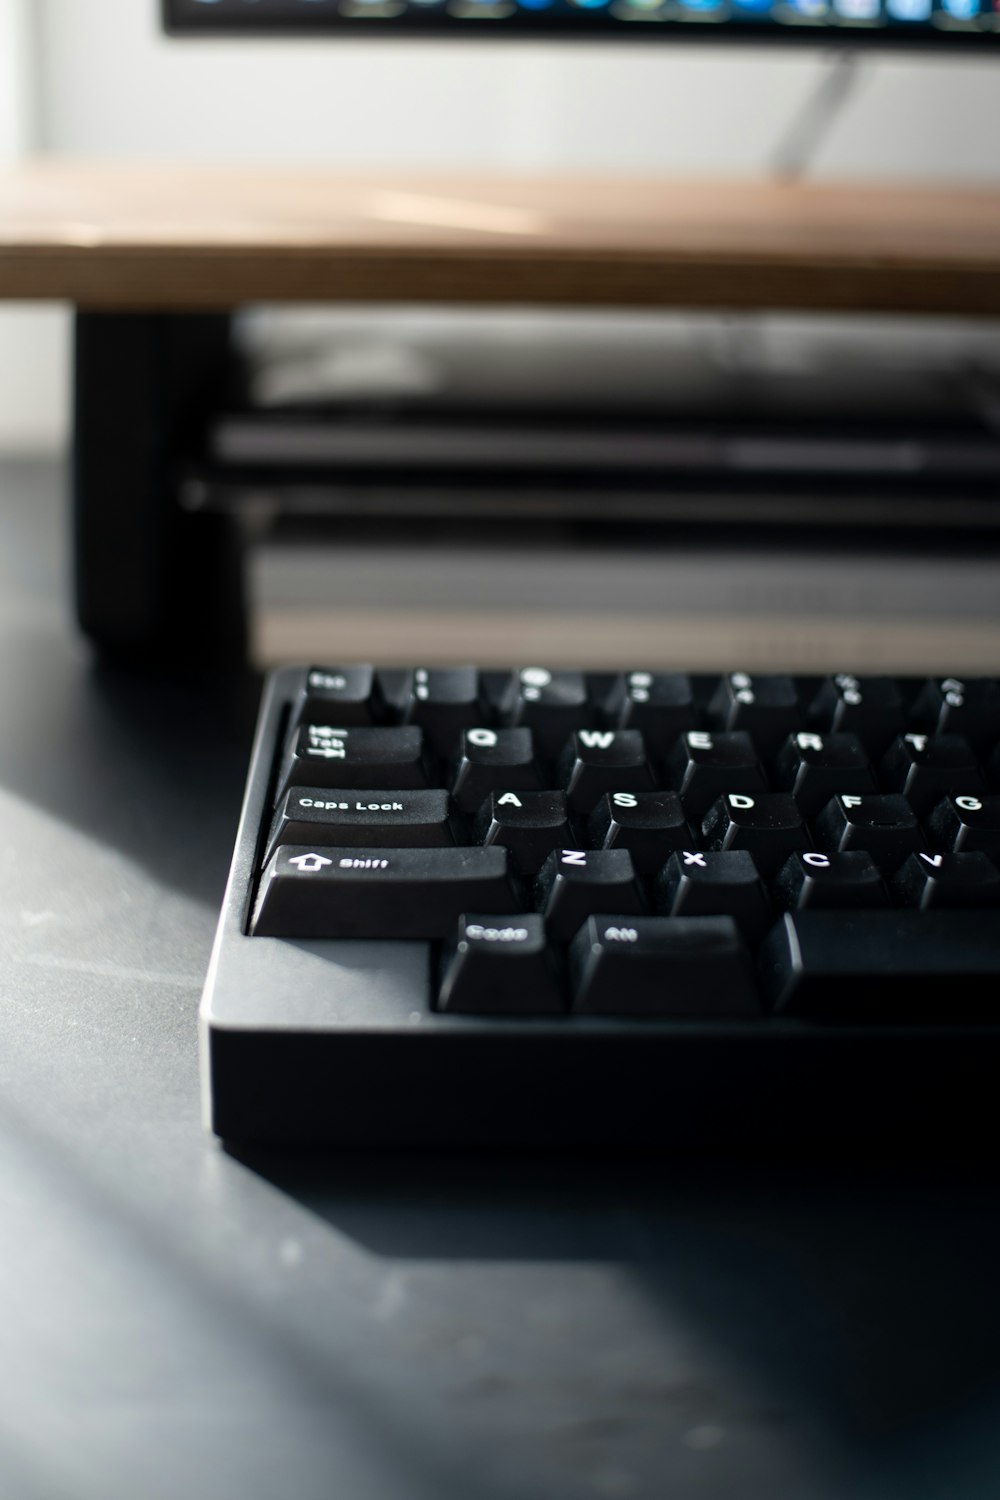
[252,845,518,939]
[761,910,1000,1021]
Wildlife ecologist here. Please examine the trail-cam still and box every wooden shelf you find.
[2,161,1000,314]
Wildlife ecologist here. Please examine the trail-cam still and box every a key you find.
[892,851,1000,910]
[586,790,691,876]
[295,664,389,728]
[667,730,768,823]
[534,848,645,943]
[707,673,802,759]
[500,668,591,759]
[265,787,459,862]
[772,850,889,911]
[654,849,772,943]
[809,675,905,756]
[701,791,808,878]
[814,793,924,872]
[437,914,565,1016]
[556,729,657,815]
[879,733,985,817]
[474,790,577,877]
[400,666,491,759]
[569,915,759,1018]
[449,727,545,815]
[252,844,518,939]
[760,909,1000,1020]
[601,672,698,754]
[278,724,431,796]
[926,793,1000,860]
[771,731,878,819]
[909,677,1000,752]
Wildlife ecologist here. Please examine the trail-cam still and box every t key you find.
[880,734,985,818]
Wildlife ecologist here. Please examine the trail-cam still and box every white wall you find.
[33,0,1000,179]
[2,0,1000,452]
[0,0,68,451]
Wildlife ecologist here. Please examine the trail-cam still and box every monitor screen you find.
[164,0,1000,43]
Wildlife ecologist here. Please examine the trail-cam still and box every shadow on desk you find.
[231,1145,1000,1457]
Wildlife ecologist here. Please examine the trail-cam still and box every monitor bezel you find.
[161,0,1000,48]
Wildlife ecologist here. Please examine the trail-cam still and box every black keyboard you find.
[202,664,1000,1147]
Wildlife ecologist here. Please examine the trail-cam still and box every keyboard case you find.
[201,667,1000,1148]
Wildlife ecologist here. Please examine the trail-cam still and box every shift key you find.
[252,845,518,939]
[265,788,460,860]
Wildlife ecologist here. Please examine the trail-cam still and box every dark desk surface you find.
[2,456,1000,1500]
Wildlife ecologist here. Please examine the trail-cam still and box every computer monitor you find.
[163,0,1000,45]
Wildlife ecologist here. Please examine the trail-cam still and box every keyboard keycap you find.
[771,731,878,819]
[400,666,491,758]
[809,675,905,756]
[814,793,924,871]
[773,850,889,911]
[557,729,657,814]
[252,845,518,939]
[879,733,985,817]
[602,672,698,753]
[926,793,1000,860]
[437,914,564,1015]
[474,790,576,877]
[761,909,1000,1020]
[535,848,645,943]
[654,849,772,943]
[707,673,801,759]
[500,668,590,759]
[667,730,768,823]
[265,787,459,861]
[278,724,431,796]
[296,664,389,727]
[892,851,1000,910]
[449,727,545,815]
[586,790,690,876]
[569,915,759,1018]
[701,791,807,877]
[910,677,1000,751]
